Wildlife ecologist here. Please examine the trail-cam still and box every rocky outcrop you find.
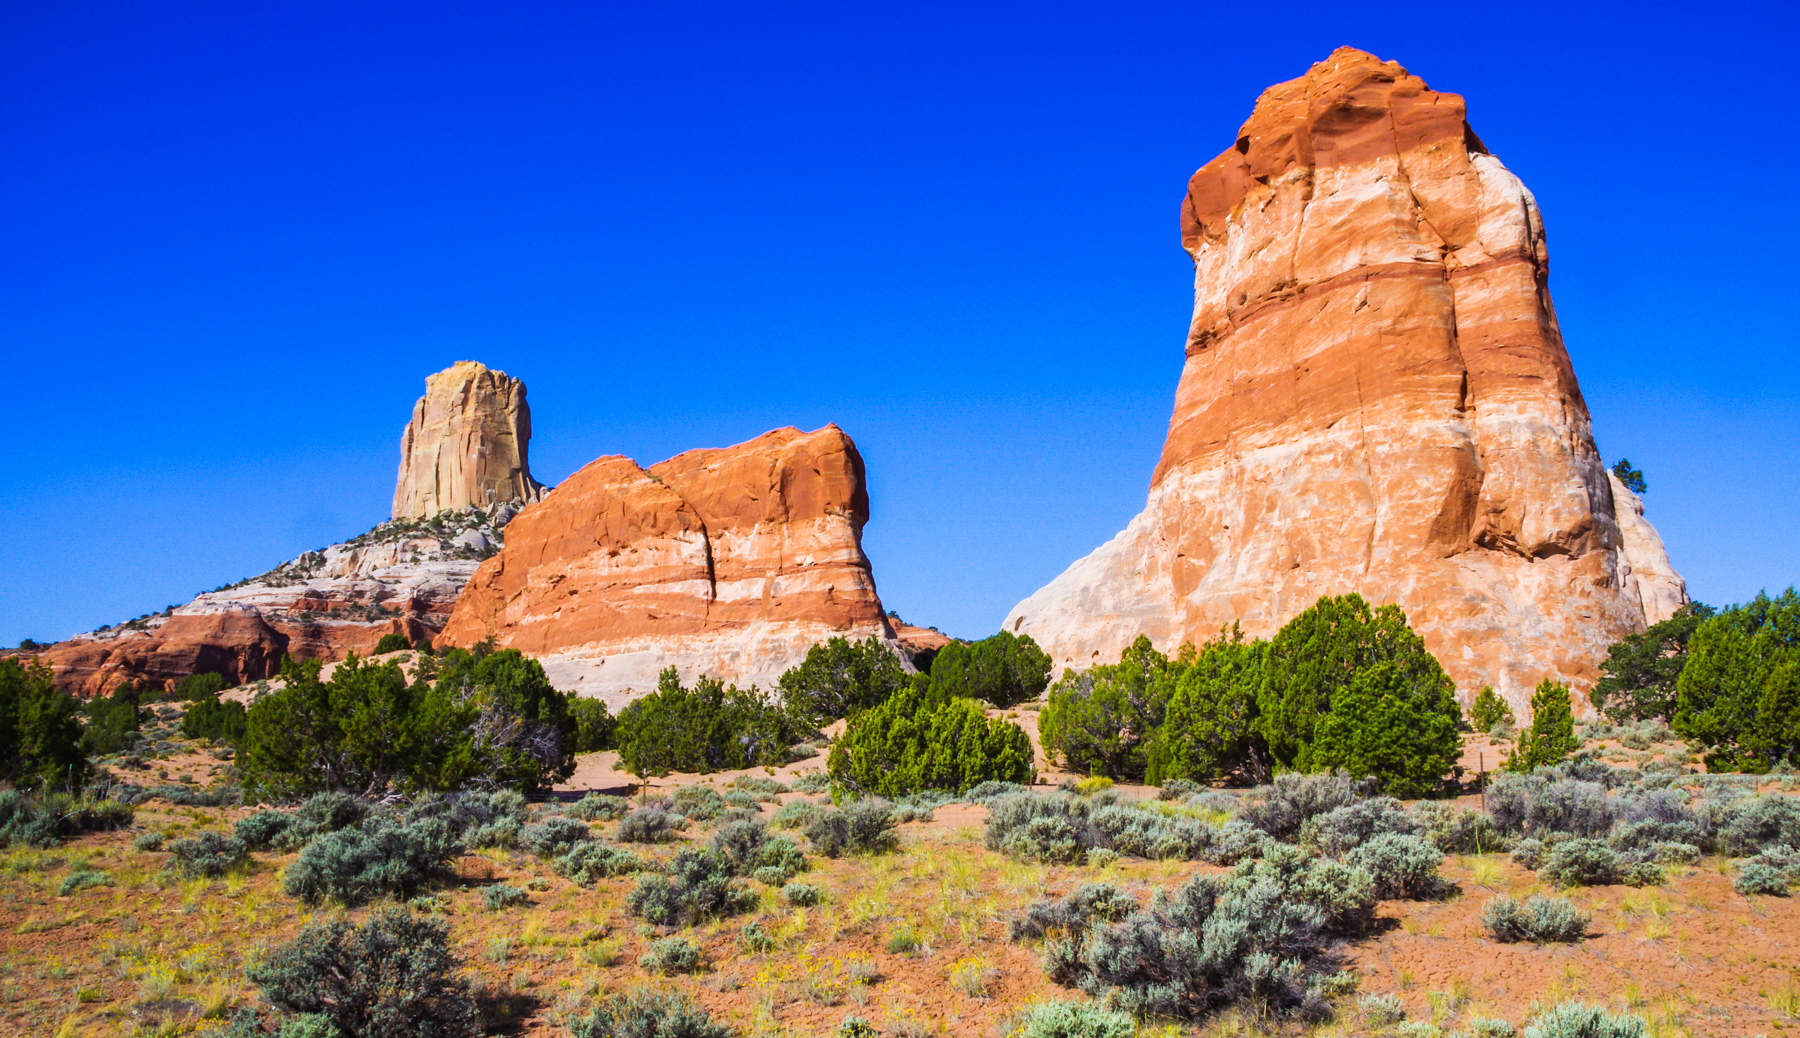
[393,361,547,519]
[439,425,897,704]
[1005,48,1685,710]
[41,507,512,696]
[42,360,546,696]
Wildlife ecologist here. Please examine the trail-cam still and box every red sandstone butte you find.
[438,425,898,706]
[1005,48,1685,713]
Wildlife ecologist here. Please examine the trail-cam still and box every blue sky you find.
[3,1,1796,645]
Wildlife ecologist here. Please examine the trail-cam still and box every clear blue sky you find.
[4,1,1797,646]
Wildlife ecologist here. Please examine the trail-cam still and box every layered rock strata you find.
[439,425,898,706]
[42,359,546,696]
[1005,48,1685,710]
[41,507,512,696]
[393,360,547,519]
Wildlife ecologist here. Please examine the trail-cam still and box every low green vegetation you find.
[828,677,1035,795]
[1042,594,1463,797]
[614,668,803,778]
[241,646,577,797]
[0,656,86,789]
[926,630,1052,708]
[1509,679,1577,771]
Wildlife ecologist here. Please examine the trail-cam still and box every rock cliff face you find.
[439,425,897,705]
[393,361,547,519]
[1005,48,1685,710]
[42,360,545,695]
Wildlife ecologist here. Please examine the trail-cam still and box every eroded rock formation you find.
[1005,48,1685,710]
[42,360,545,695]
[393,361,547,519]
[439,425,897,705]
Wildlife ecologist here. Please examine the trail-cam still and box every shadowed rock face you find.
[1005,47,1685,711]
[439,425,897,704]
[393,360,547,520]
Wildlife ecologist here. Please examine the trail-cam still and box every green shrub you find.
[483,883,530,910]
[1538,838,1622,887]
[791,772,831,794]
[1469,687,1516,733]
[739,922,776,954]
[568,696,615,753]
[165,831,247,878]
[0,657,87,790]
[770,800,822,830]
[707,819,806,880]
[1509,680,1578,772]
[638,936,702,974]
[1017,844,1370,1020]
[59,866,112,896]
[565,988,730,1038]
[1343,833,1444,899]
[1487,773,1617,839]
[1673,590,1800,771]
[777,635,910,727]
[1257,594,1463,796]
[1520,1000,1647,1038]
[1411,801,1508,854]
[518,815,592,857]
[1039,636,1177,782]
[829,680,1033,795]
[373,633,412,655]
[1009,883,1141,941]
[731,776,789,799]
[1714,793,1800,856]
[618,806,688,843]
[242,649,576,797]
[178,690,248,745]
[409,789,529,849]
[554,841,646,885]
[670,786,728,821]
[132,830,166,852]
[1238,772,1367,841]
[1732,846,1798,896]
[930,631,1053,710]
[176,671,229,701]
[1510,839,1548,870]
[1593,604,1713,725]
[1009,999,1137,1038]
[615,668,799,777]
[1300,797,1419,857]
[781,881,822,906]
[0,790,133,848]
[564,793,630,821]
[1481,895,1589,942]
[624,848,756,926]
[283,817,458,905]
[803,799,899,857]
[81,682,143,756]
[247,907,479,1038]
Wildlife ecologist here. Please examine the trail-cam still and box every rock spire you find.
[392,360,547,519]
[1004,47,1686,710]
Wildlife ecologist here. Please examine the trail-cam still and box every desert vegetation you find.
[5,591,1800,1036]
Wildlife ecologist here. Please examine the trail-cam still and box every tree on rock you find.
[1611,458,1648,494]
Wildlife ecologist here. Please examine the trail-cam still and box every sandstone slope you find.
[1005,48,1685,711]
[439,425,898,705]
